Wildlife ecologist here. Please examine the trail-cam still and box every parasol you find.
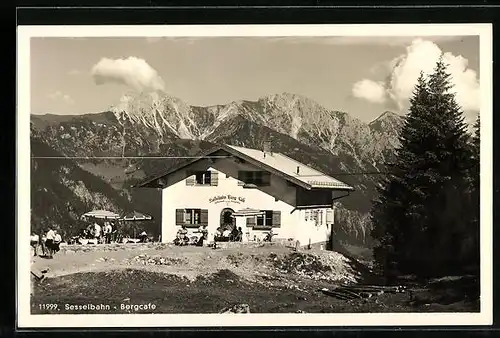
[81,210,121,220]
[121,211,153,240]
[121,211,153,221]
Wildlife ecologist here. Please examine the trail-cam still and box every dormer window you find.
[195,171,211,185]
[237,171,270,187]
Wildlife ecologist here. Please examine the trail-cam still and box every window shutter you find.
[210,171,218,186]
[200,209,208,226]
[326,209,334,224]
[175,209,184,225]
[272,211,281,228]
[186,171,195,186]
[246,216,256,227]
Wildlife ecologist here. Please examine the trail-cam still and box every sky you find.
[30,35,480,123]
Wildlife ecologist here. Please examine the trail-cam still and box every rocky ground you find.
[30,243,480,314]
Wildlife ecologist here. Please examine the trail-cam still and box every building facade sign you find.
[208,195,246,204]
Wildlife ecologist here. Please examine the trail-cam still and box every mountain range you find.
[30,92,405,246]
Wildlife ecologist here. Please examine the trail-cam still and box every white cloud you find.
[352,79,387,104]
[47,91,74,105]
[352,38,480,121]
[91,57,165,93]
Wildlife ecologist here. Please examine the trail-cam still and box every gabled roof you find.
[135,144,354,191]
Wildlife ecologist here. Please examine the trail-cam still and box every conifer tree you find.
[463,116,480,274]
[371,57,474,279]
[371,72,431,279]
[424,57,473,274]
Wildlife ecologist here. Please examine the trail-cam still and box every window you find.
[176,209,208,228]
[317,210,323,226]
[326,209,334,224]
[265,210,273,225]
[186,170,218,186]
[238,171,271,186]
[256,214,265,226]
[311,210,318,223]
[256,211,273,226]
[195,171,211,185]
[185,209,201,224]
[249,210,281,229]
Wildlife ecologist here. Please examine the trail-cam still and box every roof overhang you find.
[134,144,354,192]
[309,184,355,191]
[133,145,225,188]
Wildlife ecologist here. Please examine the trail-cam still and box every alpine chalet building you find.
[137,143,354,247]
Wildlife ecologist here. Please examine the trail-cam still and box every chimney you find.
[263,141,272,156]
[296,166,300,175]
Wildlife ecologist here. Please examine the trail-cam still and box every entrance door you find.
[220,208,236,230]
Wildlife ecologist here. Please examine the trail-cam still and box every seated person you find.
[230,227,239,241]
[139,231,148,243]
[214,226,224,240]
[174,226,189,246]
[178,226,187,236]
[222,227,232,238]
[198,225,208,239]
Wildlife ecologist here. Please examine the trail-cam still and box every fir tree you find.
[371,57,475,279]
[371,72,431,279]
[463,115,480,274]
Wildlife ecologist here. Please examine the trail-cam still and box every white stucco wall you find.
[160,157,335,246]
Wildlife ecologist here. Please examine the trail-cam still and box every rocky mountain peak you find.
[259,92,328,115]
[369,111,405,133]
[109,91,205,139]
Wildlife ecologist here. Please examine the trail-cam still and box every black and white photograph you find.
[17,24,492,327]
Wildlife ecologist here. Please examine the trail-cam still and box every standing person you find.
[45,228,56,259]
[94,221,101,244]
[102,217,109,243]
[40,232,47,257]
[112,220,119,243]
[52,231,62,256]
[104,221,113,244]
[30,232,40,256]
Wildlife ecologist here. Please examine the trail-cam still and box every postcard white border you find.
[17,23,493,328]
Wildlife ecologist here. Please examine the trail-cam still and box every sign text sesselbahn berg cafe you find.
[136,143,354,247]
